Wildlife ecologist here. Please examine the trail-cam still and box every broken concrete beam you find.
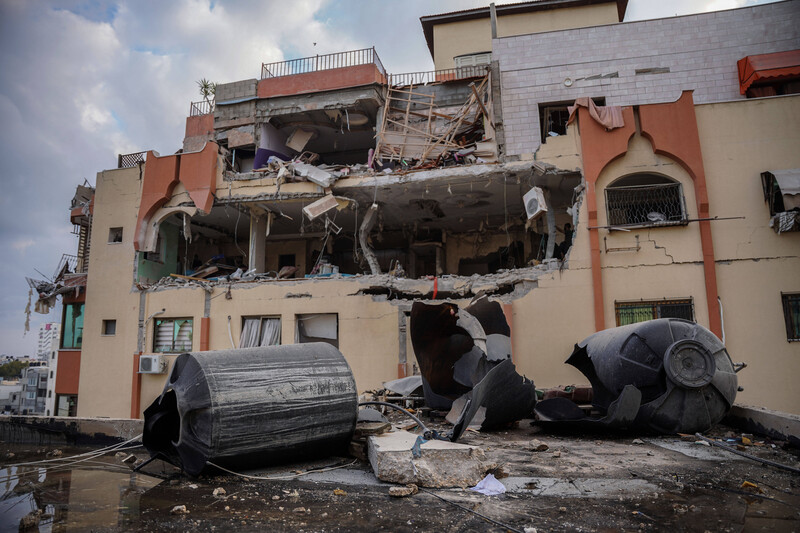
[291,162,335,188]
[302,194,339,220]
[368,430,493,488]
[359,204,381,275]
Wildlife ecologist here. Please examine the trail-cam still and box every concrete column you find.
[249,212,266,273]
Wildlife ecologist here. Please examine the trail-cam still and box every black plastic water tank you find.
[143,343,358,475]
[567,318,738,433]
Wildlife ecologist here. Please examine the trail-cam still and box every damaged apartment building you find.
[28,0,800,420]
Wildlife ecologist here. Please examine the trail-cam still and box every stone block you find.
[367,430,494,488]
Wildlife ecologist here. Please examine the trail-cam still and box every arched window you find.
[605,174,687,227]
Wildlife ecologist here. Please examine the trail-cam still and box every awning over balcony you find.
[737,49,800,95]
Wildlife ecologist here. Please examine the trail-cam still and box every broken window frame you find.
[761,171,786,216]
[539,98,605,142]
[295,313,339,349]
[239,316,282,348]
[144,233,163,263]
[614,299,694,327]
[605,175,688,228]
[781,293,800,341]
[153,318,193,353]
[61,303,84,349]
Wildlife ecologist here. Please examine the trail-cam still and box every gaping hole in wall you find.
[239,99,381,169]
[137,165,584,286]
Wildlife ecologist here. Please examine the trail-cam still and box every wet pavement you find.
[1,421,799,532]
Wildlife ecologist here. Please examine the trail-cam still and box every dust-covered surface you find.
[1,418,799,532]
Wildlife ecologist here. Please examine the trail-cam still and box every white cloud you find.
[12,239,35,253]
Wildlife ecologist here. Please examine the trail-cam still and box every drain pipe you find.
[132,307,165,419]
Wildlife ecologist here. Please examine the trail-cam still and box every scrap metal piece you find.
[564,318,738,434]
[143,343,357,476]
[534,384,642,429]
[410,300,536,441]
[383,375,423,397]
[410,302,474,409]
[465,297,511,361]
[450,359,537,442]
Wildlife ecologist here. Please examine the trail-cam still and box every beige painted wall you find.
[134,280,402,416]
[498,4,619,38]
[595,135,708,328]
[77,167,142,418]
[517,96,800,414]
[432,3,619,70]
[696,95,800,413]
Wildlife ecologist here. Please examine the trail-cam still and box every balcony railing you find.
[190,100,215,116]
[117,151,146,169]
[389,66,489,87]
[54,253,80,278]
[261,47,386,79]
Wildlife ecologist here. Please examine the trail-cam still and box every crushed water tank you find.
[566,318,738,433]
[143,343,358,476]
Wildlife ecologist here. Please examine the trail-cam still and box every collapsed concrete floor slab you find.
[2,414,799,532]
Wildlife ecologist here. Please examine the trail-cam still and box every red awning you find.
[737,50,800,95]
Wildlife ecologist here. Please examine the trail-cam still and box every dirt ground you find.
[1,417,798,532]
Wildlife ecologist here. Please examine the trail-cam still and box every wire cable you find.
[207,459,358,481]
[420,487,525,533]
[694,433,800,474]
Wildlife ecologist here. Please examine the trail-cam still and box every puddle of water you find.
[0,462,159,532]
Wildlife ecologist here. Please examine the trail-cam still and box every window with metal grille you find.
[615,299,694,326]
[606,174,687,227]
[782,293,800,341]
[153,318,193,353]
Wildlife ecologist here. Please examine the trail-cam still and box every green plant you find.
[197,78,216,104]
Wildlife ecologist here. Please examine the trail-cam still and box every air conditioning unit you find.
[139,354,167,374]
[523,186,547,221]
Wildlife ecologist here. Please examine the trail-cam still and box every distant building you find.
[36,322,60,361]
[19,361,48,415]
[0,382,23,415]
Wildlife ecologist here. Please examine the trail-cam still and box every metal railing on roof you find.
[389,65,489,87]
[117,151,146,169]
[54,253,79,278]
[190,100,215,116]
[261,47,386,79]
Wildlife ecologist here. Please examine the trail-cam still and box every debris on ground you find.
[529,439,549,452]
[367,429,494,487]
[388,484,419,498]
[470,473,506,495]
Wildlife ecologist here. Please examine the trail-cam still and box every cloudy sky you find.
[0,0,779,356]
